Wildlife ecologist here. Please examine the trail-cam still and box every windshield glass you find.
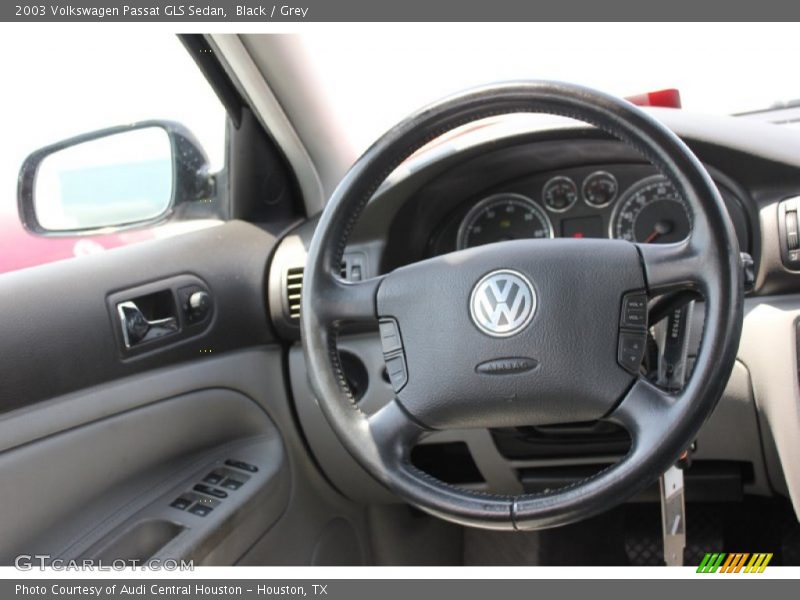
[298,23,799,155]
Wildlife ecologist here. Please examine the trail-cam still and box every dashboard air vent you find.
[286,267,304,320]
[286,255,364,322]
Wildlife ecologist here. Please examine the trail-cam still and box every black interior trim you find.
[229,107,306,226]
[0,221,276,413]
[179,35,305,225]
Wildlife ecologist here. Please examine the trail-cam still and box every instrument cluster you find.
[429,164,696,254]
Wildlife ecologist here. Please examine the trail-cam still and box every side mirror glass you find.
[18,122,210,235]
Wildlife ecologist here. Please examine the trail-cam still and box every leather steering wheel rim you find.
[300,81,743,530]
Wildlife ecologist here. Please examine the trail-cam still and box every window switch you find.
[193,483,228,499]
[221,478,243,491]
[189,504,213,517]
[170,496,192,511]
[225,459,258,473]
[202,471,224,485]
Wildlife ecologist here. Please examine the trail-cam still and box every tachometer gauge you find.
[457,193,553,250]
[610,175,692,243]
[582,171,618,208]
[542,176,578,212]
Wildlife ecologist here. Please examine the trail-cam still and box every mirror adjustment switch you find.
[225,459,258,473]
[179,285,212,324]
[193,483,227,498]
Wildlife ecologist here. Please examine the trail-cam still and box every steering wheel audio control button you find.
[618,332,647,374]
[379,318,409,392]
[379,318,404,354]
[621,292,648,330]
[618,292,648,373]
[385,355,409,392]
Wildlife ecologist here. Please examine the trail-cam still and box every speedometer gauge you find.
[457,193,553,250]
[610,176,692,243]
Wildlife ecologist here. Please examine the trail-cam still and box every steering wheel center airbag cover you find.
[376,238,644,429]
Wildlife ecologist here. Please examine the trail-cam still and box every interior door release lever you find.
[117,301,178,348]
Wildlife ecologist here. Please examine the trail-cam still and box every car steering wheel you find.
[300,81,743,530]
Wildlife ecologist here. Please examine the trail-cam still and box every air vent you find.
[286,254,365,322]
[286,267,304,320]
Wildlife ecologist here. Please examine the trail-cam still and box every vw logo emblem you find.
[469,269,536,337]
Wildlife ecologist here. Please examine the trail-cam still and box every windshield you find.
[298,23,800,155]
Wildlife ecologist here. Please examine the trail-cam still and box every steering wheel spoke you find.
[321,274,385,324]
[368,398,427,464]
[636,239,705,296]
[608,377,678,451]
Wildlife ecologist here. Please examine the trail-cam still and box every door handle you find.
[117,301,178,348]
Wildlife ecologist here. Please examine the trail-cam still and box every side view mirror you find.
[17,121,212,235]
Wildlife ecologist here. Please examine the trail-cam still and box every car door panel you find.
[0,221,274,411]
[0,222,371,565]
[0,388,286,564]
